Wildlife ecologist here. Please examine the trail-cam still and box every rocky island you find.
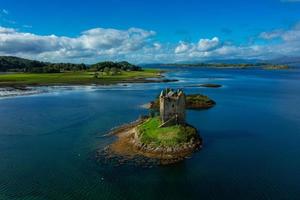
[191,83,222,88]
[148,93,216,110]
[97,89,203,166]
[263,65,289,70]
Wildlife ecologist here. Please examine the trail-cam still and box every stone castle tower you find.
[159,89,186,125]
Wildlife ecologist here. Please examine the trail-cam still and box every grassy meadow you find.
[0,69,162,86]
[137,117,196,147]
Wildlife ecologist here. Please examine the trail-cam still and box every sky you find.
[1,0,300,63]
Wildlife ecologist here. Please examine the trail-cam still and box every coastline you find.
[97,117,202,166]
[0,68,170,87]
[0,86,47,98]
[0,70,177,98]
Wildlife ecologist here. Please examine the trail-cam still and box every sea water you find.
[0,66,300,200]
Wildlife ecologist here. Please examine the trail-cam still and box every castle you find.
[159,89,186,126]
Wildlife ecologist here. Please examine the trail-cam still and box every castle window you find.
[172,104,175,108]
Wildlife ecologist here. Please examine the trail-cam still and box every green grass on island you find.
[0,69,162,87]
[186,94,216,109]
[137,117,197,147]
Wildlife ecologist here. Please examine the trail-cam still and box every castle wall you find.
[159,92,185,124]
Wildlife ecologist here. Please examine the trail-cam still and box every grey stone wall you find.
[159,89,186,124]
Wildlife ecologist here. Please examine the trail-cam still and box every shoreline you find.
[0,68,173,88]
[0,86,47,98]
[0,77,178,88]
[0,77,178,98]
[96,117,202,166]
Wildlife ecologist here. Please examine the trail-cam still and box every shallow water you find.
[0,67,300,200]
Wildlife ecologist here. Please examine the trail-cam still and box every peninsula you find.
[98,89,203,166]
[0,56,171,87]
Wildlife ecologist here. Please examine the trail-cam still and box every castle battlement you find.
[159,89,186,125]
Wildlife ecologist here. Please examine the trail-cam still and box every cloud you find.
[153,42,162,50]
[0,26,157,62]
[2,9,8,15]
[172,21,300,62]
[197,37,220,51]
[0,26,15,34]
[2,21,300,63]
[174,41,190,54]
[1,9,17,25]
[174,37,220,55]
[259,30,284,40]
[259,23,300,43]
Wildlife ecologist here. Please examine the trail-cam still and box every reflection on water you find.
[0,67,300,200]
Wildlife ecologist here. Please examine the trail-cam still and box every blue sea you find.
[0,66,300,200]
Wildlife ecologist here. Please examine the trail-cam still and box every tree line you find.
[0,56,141,73]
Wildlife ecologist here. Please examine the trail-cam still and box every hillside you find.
[0,56,48,72]
[0,56,141,73]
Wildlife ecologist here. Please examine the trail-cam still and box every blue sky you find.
[1,0,300,63]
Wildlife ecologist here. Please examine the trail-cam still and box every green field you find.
[137,117,197,147]
[0,69,162,86]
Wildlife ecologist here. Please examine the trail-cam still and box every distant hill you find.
[0,56,141,73]
[160,62,266,68]
[91,61,141,71]
[268,56,300,66]
[0,56,48,72]
[203,58,264,64]
[159,57,300,67]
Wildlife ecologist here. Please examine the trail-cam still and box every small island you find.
[148,93,216,110]
[185,83,222,88]
[263,65,289,70]
[98,89,203,166]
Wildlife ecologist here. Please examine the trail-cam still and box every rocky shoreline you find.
[0,86,46,98]
[0,78,178,88]
[96,118,202,166]
[0,78,178,98]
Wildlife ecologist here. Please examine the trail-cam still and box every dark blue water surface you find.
[1,67,300,200]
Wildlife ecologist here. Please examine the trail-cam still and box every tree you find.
[103,67,110,75]
[94,72,100,78]
[110,67,118,75]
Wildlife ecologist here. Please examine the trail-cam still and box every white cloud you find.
[0,26,15,34]
[260,30,284,40]
[153,42,162,50]
[1,21,300,63]
[175,37,220,55]
[258,23,300,57]
[197,37,220,51]
[174,37,221,58]
[260,24,300,42]
[0,26,157,62]
[175,41,190,54]
[171,22,300,62]
[2,9,9,15]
